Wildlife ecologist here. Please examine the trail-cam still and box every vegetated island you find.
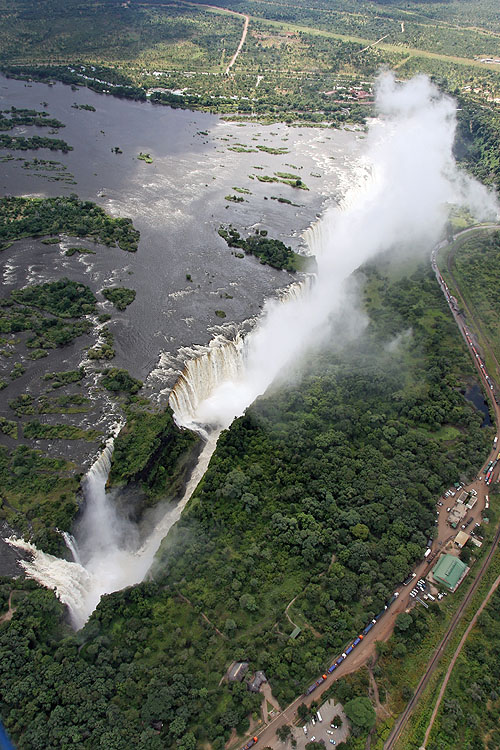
[0,278,95,355]
[0,195,140,252]
[218,225,310,272]
[71,103,96,111]
[0,198,142,552]
[256,171,308,190]
[0,104,70,152]
[20,157,76,185]
[0,106,65,131]
[101,286,136,311]
[0,134,72,152]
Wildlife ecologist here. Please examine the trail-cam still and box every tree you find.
[297,703,309,720]
[276,724,292,742]
[395,612,413,633]
[344,697,376,731]
[239,594,257,612]
[224,618,237,636]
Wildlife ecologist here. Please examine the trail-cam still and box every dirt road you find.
[224,11,249,74]
[173,2,249,75]
[0,591,17,625]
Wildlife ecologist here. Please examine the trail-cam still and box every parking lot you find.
[289,698,348,749]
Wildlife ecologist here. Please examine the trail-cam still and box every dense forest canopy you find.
[0,261,493,749]
[0,1,499,747]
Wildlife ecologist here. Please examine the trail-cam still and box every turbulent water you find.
[168,278,312,430]
[7,73,498,629]
[169,335,246,433]
[8,430,219,629]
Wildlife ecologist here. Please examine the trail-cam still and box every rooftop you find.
[432,554,469,591]
[227,662,249,682]
[454,530,470,548]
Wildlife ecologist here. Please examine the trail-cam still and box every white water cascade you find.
[169,278,312,430]
[8,430,219,628]
[170,334,246,432]
[7,72,498,629]
[167,73,499,433]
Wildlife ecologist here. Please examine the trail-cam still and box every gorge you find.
[7,73,498,631]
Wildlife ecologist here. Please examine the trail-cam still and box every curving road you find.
[170,2,249,75]
[224,10,249,74]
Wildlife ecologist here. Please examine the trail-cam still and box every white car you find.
[311,737,316,742]
[327,730,334,735]
[329,741,336,746]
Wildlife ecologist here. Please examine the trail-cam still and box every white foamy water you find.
[171,74,498,432]
[7,73,498,630]
[8,431,219,628]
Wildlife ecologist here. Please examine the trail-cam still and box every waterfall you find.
[168,276,313,430]
[170,334,246,431]
[7,537,92,621]
[10,74,485,631]
[6,414,221,628]
[7,435,132,629]
[62,532,81,565]
[303,218,327,260]
[5,274,312,628]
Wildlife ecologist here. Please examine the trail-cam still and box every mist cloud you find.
[186,72,498,430]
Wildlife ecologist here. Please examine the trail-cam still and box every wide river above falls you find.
[0,74,363,388]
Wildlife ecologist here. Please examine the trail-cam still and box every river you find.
[0,74,364,578]
[0,74,363,386]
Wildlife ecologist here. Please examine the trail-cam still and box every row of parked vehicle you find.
[409,579,434,600]
[304,592,400,697]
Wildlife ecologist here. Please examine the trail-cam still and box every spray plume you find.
[8,73,498,628]
[180,72,498,430]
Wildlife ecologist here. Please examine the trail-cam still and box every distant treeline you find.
[2,65,147,102]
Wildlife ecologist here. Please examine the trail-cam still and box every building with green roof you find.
[431,554,469,592]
